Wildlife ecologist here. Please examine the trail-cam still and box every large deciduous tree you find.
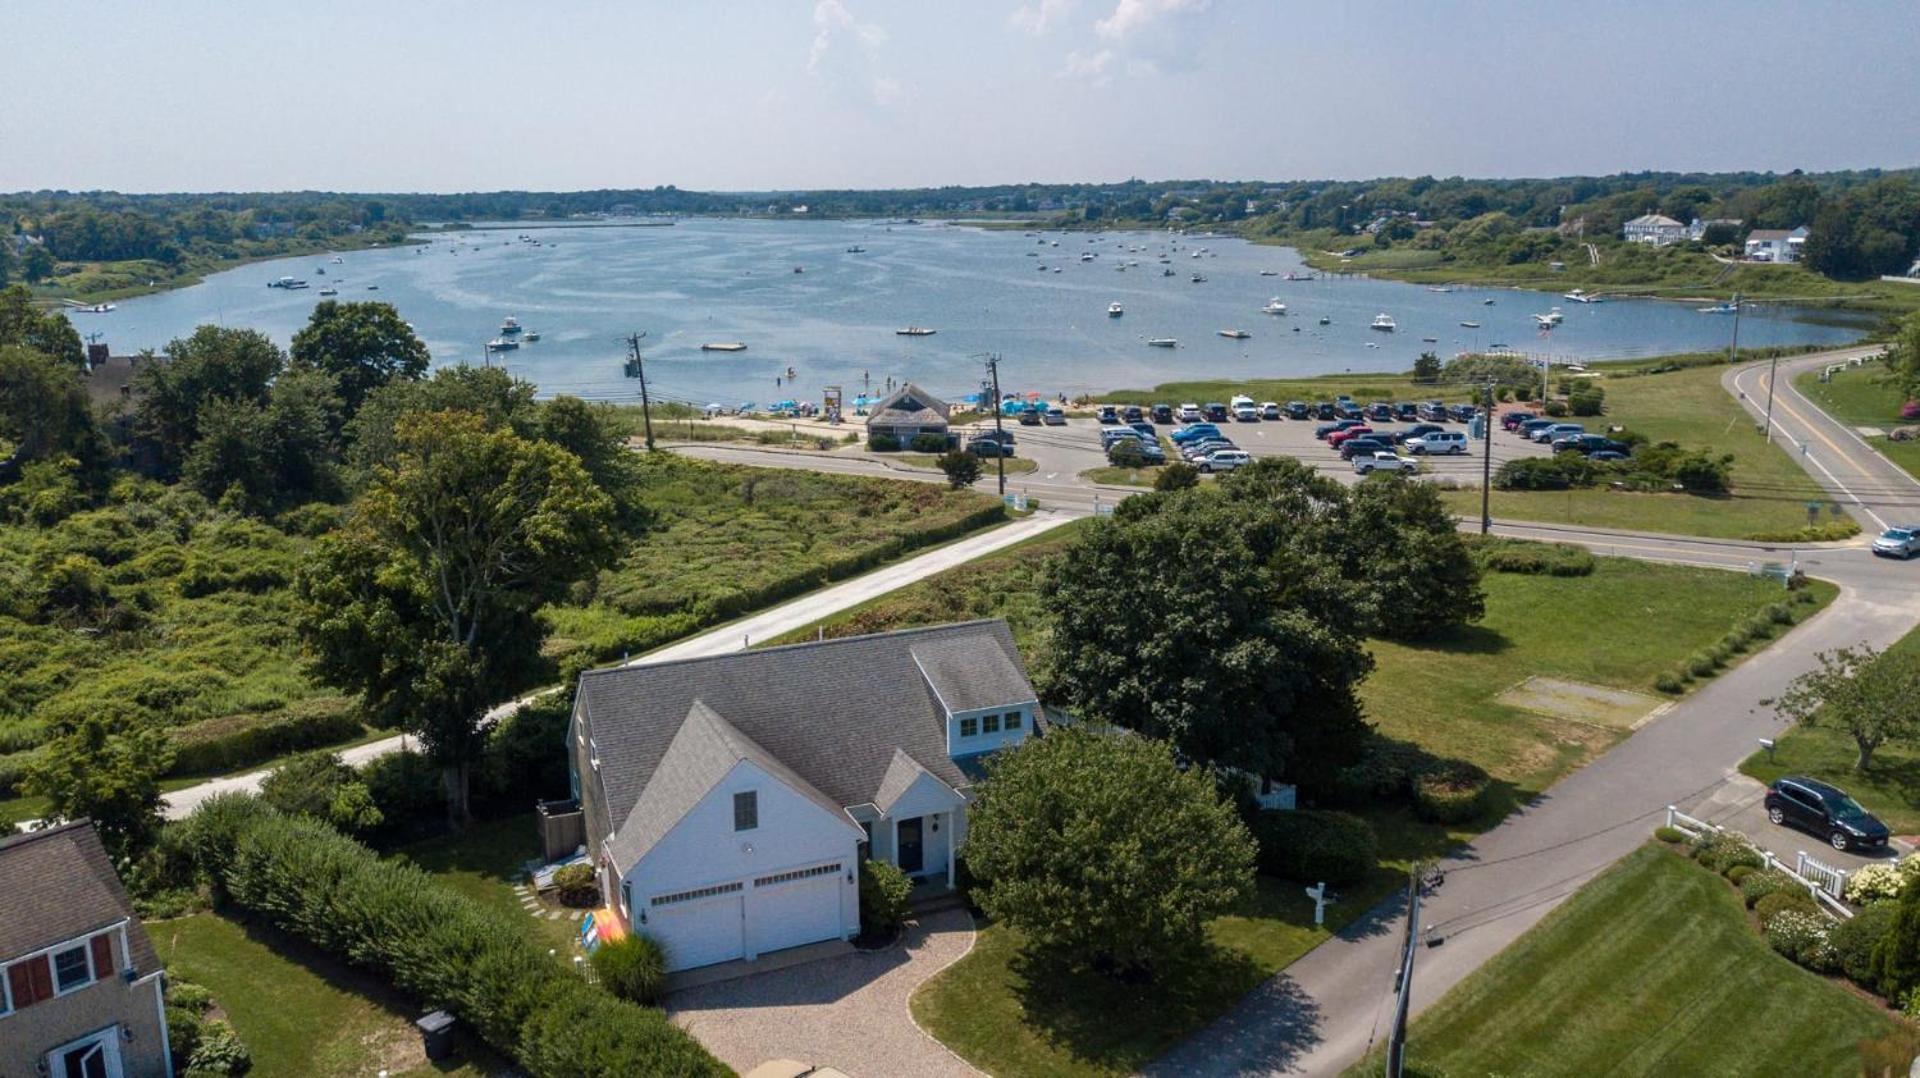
[965,728,1255,978]
[295,410,617,827]
[1329,477,1486,640]
[0,344,104,482]
[290,300,429,415]
[1768,644,1920,772]
[133,325,284,478]
[23,712,174,863]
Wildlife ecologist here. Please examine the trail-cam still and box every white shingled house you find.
[567,620,1040,972]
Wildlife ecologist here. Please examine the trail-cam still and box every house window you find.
[1005,711,1023,730]
[959,717,979,738]
[52,944,92,994]
[733,790,759,832]
[982,713,1001,734]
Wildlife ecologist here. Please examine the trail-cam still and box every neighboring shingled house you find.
[565,620,1040,972]
[865,383,951,444]
[0,821,171,1078]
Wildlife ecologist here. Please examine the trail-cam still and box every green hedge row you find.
[1251,810,1379,886]
[180,797,724,1077]
[165,696,367,776]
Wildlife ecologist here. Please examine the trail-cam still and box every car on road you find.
[1123,405,1144,423]
[1315,418,1365,440]
[1287,401,1310,420]
[967,437,1015,457]
[1195,448,1252,473]
[1206,402,1231,422]
[1873,526,1920,559]
[1765,776,1890,852]
[1170,423,1223,444]
[1177,403,1203,422]
[1018,409,1041,426]
[1419,401,1450,422]
[1338,436,1393,460]
[1502,410,1539,432]
[1354,451,1419,475]
[1531,423,1585,443]
[1261,401,1282,420]
[1326,425,1375,448]
[1151,404,1175,424]
[1405,431,1469,455]
[1394,402,1419,422]
[1043,406,1066,425]
[1097,405,1120,424]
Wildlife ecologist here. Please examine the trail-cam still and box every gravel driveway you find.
[667,907,981,1077]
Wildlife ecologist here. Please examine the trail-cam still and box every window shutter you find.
[29,954,54,1002]
[6,961,32,1007]
[91,934,114,977]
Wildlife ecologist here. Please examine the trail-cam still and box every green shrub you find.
[1740,869,1800,909]
[476,694,572,807]
[1726,864,1756,884]
[590,934,668,1006]
[185,1017,251,1076]
[867,433,901,452]
[1472,536,1595,577]
[166,1005,203,1072]
[1252,810,1379,886]
[518,976,723,1076]
[1542,399,1570,418]
[909,433,951,453]
[1832,902,1897,987]
[553,863,599,907]
[1652,672,1684,695]
[359,749,443,827]
[1755,889,1819,928]
[1690,830,1761,874]
[1687,652,1719,678]
[1330,738,1437,804]
[1765,908,1834,970]
[1844,860,1917,906]
[859,859,912,936]
[1767,602,1795,625]
[166,980,216,1014]
[258,750,383,834]
[167,697,365,777]
[1653,825,1688,843]
[1413,760,1493,824]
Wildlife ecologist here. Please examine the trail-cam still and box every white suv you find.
[1177,403,1203,422]
[1406,431,1468,455]
[1354,451,1419,475]
[1196,448,1252,473]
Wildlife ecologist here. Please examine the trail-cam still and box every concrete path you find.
[668,907,981,1078]
[158,512,1072,820]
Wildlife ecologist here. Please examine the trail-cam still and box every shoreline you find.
[29,230,424,308]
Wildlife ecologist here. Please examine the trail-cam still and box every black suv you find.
[1151,403,1175,424]
[1765,776,1890,852]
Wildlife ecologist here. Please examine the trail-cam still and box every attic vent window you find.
[895,394,924,412]
[734,790,759,832]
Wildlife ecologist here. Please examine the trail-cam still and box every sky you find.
[5,0,1917,193]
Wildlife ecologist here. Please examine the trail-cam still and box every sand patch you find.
[1495,676,1666,730]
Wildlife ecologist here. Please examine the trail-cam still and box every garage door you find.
[648,882,744,972]
[751,862,845,957]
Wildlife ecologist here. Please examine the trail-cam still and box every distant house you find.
[1744,226,1809,263]
[84,352,163,409]
[865,382,950,444]
[562,620,1041,972]
[1622,214,1687,246]
[0,821,172,1078]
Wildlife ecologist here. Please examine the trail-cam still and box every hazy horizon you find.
[7,0,1917,194]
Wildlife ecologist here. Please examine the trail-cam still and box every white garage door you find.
[751,862,845,957]
[648,882,745,972]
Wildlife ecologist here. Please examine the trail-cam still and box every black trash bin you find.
[416,1010,457,1062]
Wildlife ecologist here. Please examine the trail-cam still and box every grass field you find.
[154,913,500,1077]
[1348,845,1898,1077]
[890,451,1041,476]
[1079,464,1160,486]
[1742,624,1920,834]
[1795,360,1920,481]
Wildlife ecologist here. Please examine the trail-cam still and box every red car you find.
[1327,425,1374,448]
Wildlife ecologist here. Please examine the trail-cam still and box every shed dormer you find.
[910,637,1040,758]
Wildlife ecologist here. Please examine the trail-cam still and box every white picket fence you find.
[1665,805,1854,920]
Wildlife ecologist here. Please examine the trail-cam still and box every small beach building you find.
[865,383,951,444]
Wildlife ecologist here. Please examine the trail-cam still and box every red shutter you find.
[5,960,32,1007]
[91,934,114,978]
[27,954,53,1003]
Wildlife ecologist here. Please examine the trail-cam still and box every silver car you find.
[1872,527,1919,559]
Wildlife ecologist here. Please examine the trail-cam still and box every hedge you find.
[1251,809,1378,886]
[166,697,366,776]
[1472,537,1596,577]
[1413,760,1494,824]
[180,800,724,1077]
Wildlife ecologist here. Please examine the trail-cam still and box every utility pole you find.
[985,352,1007,495]
[1383,865,1424,1078]
[1480,382,1494,535]
[627,332,656,452]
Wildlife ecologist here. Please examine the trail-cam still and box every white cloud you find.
[1009,0,1075,35]
[809,0,888,73]
[1061,48,1116,85]
[807,1,902,107]
[1094,0,1209,42]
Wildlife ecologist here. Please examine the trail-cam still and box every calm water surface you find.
[98,219,1865,405]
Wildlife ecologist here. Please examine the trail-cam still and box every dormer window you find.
[982,713,1001,734]
[959,717,979,738]
[733,791,759,831]
[1006,711,1023,729]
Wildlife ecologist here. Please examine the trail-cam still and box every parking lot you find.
[954,402,1553,489]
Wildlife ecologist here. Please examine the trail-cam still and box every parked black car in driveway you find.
[1765,776,1890,852]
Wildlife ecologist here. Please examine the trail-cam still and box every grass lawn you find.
[388,811,580,953]
[1347,845,1899,1077]
[889,451,1041,476]
[1079,464,1160,487]
[1741,623,1920,834]
[913,870,1404,1078]
[1796,361,1920,481]
[154,912,502,1077]
[1440,363,1845,539]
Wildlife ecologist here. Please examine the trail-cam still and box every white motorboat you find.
[500,316,523,335]
[1107,302,1124,317]
[896,326,936,336]
[1698,301,1740,315]
[701,342,747,352]
[1563,288,1601,303]
[318,288,338,297]
[1261,298,1287,315]
[1080,252,1095,262]
[1146,338,1178,348]
[1370,313,1397,331]
[486,337,519,352]
[1218,329,1252,340]
[1459,320,1480,328]
[523,331,541,342]
[1533,307,1564,326]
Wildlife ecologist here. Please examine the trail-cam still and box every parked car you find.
[1170,424,1223,444]
[1872,526,1920,559]
[1287,401,1310,420]
[1394,402,1419,422]
[967,437,1015,457]
[1315,418,1365,440]
[1097,405,1119,424]
[1315,402,1338,420]
[1195,448,1252,473]
[1109,440,1164,464]
[1043,406,1066,425]
[1206,402,1231,422]
[1261,401,1282,420]
[1589,449,1628,462]
[1354,451,1419,475]
[1405,431,1469,455]
[1181,438,1236,459]
[1501,410,1539,432]
[1101,428,1145,448]
[1151,404,1175,424]
[1531,423,1584,443]
[1418,401,1450,422]
[1177,403,1203,422]
[1018,409,1041,426]
[1326,425,1375,448]
[1518,419,1559,440]
[1448,404,1479,422]
[972,428,1014,446]
[1337,401,1368,420]
[1338,436,1393,460]
[1552,434,1629,455]
[1765,776,1890,852]
[1123,405,1144,423]
[1392,423,1446,444]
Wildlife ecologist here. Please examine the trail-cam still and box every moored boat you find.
[1218,329,1251,339]
[1370,313,1397,331]
[896,326,936,336]
[1146,337,1178,348]
[701,342,747,352]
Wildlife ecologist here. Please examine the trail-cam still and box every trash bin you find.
[416,1010,456,1062]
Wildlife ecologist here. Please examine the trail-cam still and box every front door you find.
[53,1032,118,1078]
[897,817,924,874]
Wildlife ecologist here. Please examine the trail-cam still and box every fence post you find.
[1665,805,1676,830]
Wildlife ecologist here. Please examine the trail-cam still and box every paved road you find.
[157,512,1074,820]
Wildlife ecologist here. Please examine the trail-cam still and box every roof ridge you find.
[578,618,1010,682]
[0,818,92,851]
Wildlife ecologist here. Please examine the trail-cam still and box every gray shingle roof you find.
[867,383,950,430]
[0,821,159,974]
[874,748,937,815]
[577,620,1036,865]
[911,635,1039,715]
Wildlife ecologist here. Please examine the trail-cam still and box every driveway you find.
[668,907,981,1078]
[1684,773,1908,872]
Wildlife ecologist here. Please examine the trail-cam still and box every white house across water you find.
[566,620,1040,972]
